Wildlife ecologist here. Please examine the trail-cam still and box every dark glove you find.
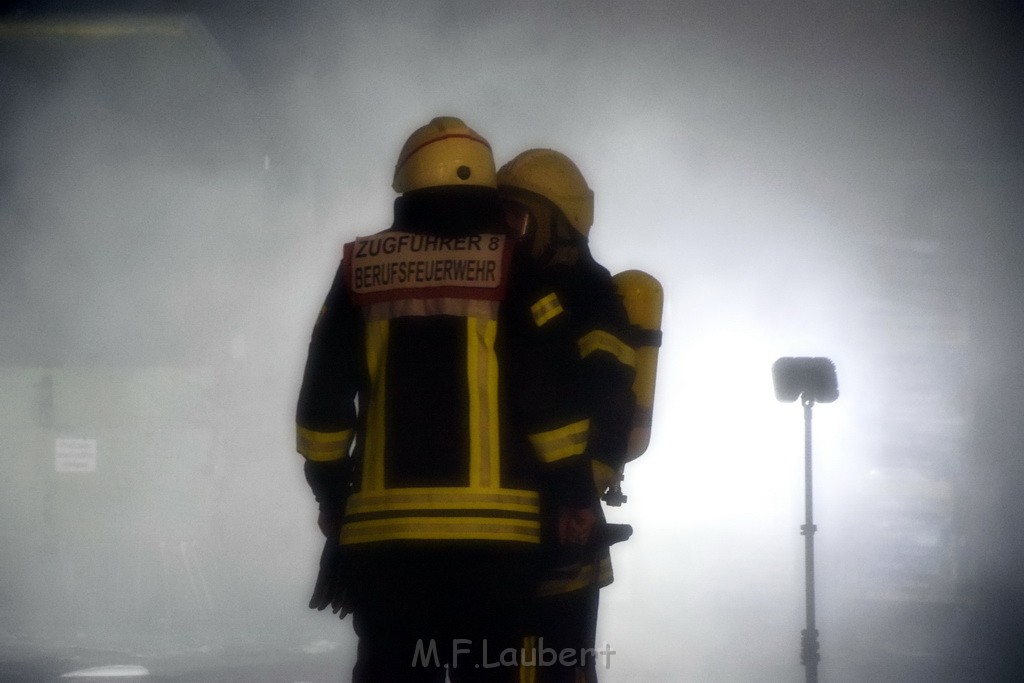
[603,522,633,546]
[308,536,352,619]
[557,505,597,547]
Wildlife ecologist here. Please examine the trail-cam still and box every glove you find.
[308,535,352,619]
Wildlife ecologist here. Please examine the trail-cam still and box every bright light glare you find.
[636,314,805,532]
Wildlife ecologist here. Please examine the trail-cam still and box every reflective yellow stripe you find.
[340,516,540,545]
[346,487,539,515]
[467,317,482,484]
[295,426,353,462]
[530,292,564,327]
[578,329,636,367]
[485,320,500,487]
[536,554,614,597]
[467,317,501,488]
[529,419,589,463]
[519,636,537,683]
[364,320,389,491]
[342,487,541,544]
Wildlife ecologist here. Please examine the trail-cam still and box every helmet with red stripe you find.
[392,117,497,193]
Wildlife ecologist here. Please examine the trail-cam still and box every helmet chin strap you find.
[534,215,583,267]
[505,188,583,266]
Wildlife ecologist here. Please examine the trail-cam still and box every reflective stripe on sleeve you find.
[578,329,637,367]
[530,292,564,327]
[536,554,614,597]
[296,426,353,462]
[528,419,589,464]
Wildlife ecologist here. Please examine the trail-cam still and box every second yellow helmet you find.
[497,148,594,236]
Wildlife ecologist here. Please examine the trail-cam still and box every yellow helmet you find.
[496,148,594,236]
[392,116,497,193]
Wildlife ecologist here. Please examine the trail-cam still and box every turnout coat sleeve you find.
[545,255,637,474]
[503,250,598,509]
[296,262,361,514]
[574,262,637,473]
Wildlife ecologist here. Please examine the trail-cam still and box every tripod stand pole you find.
[801,395,820,682]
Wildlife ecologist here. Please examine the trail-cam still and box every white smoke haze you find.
[1,1,1021,681]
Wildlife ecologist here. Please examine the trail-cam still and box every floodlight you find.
[772,357,838,404]
[773,356,839,683]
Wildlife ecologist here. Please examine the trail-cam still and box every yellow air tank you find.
[613,270,663,461]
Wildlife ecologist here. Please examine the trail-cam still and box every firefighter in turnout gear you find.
[498,149,639,683]
[296,118,598,682]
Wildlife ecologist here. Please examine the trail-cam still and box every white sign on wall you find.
[55,437,98,473]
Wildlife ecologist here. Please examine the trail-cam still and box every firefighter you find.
[498,149,638,683]
[296,118,598,682]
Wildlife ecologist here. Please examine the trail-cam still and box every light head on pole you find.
[772,357,839,404]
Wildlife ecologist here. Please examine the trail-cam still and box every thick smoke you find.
[1,2,1022,681]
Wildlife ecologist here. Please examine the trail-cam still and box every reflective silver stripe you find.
[365,298,499,321]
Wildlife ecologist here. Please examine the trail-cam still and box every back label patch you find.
[345,232,510,304]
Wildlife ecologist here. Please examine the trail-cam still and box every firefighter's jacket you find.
[296,226,595,549]
[535,248,638,596]
[547,251,637,473]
